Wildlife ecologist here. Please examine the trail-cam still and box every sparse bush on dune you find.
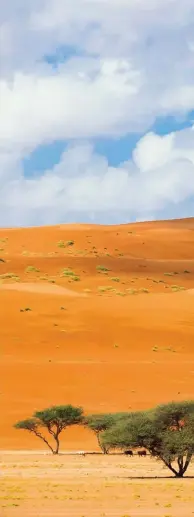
[98,286,114,293]
[57,240,66,248]
[57,240,75,248]
[25,266,40,273]
[96,265,110,273]
[171,285,185,292]
[65,240,74,246]
[126,289,137,295]
[0,273,20,281]
[61,268,80,281]
[164,272,179,277]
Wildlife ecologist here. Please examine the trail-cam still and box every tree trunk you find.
[33,430,55,454]
[182,452,192,476]
[162,459,182,477]
[162,454,192,478]
[96,431,102,452]
[54,434,60,455]
[96,431,108,453]
[102,446,109,454]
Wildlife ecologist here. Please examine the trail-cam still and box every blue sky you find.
[23,112,194,175]
[0,1,194,226]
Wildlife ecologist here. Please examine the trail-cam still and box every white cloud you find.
[0,60,143,154]
[0,127,194,226]
[0,0,194,150]
[0,0,194,224]
[133,132,175,173]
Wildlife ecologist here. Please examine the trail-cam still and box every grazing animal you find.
[137,450,147,457]
[124,450,133,456]
[77,451,86,456]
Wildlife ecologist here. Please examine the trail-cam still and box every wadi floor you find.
[1,218,194,515]
[1,452,194,517]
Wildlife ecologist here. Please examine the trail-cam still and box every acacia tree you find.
[152,401,194,477]
[84,412,129,453]
[84,414,116,453]
[15,405,83,454]
[102,402,194,477]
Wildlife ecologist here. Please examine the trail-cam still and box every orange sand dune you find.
[1,218,194,450]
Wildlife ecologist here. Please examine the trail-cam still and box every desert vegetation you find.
[60,267,80,281]
[15,405,83,455]
[15,400,194,477]
[1,220,194,517]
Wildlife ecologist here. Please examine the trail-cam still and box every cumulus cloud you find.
[0,128,194,226]
[0,60,144,155]
[0,0,194,225]
[1,0,194,148]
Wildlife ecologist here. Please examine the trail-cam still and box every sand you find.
[0,282,85,296]
[1,453,194,517]
[1,218,194,451]
[1,218,194,514]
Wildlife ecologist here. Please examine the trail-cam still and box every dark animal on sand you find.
[124,450,133,456]
[138,450,147,457]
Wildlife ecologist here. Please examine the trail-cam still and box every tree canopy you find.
[84,412,130,453]
[102,402,194,477]
[14,400,194,475]
[15,405,83,454]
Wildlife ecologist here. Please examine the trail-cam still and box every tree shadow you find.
[119,475,194,479]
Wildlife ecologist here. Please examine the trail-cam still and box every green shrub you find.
[0,273,20,280]
[58,240,74,248]
[57,240,66,248]
[61,268,75,277]
[98,286,114,293]
[171,285,185,292]
[61,268,80,281]
[126,289,137,295]
[25,266,40,273]
[65,240,74,246]
[72,276,80,282]
[96,265,110,272]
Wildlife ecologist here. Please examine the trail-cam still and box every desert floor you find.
[1,452,194,517]
[1,219,194,514]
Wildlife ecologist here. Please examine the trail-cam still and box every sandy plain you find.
[1,453,194,517]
